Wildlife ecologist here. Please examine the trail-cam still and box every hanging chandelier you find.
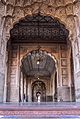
[31,48,47,65]
[31,48,47,79]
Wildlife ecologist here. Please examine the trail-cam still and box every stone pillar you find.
[71,36,80,102]
[23,75,27,102]
[20,72,24,102]
[0,1,6,102]
[28,79,32,102]
[0,39,7,102]
[26,78,28,102]
[0,37,8,102]
[57,86,70,102]
[74,71,80,102]
[9,45,20,102]
[72,2,80,102]
[0,72,5,102]
[3,50,8,102]
[51,71,57,102]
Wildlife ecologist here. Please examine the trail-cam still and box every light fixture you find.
[31,46,46,64]
[38,77,40,80]
[37,60,40,65]
[31,47,47,79]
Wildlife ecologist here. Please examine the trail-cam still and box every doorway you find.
[32,81,46,102]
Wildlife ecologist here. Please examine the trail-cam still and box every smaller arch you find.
[32,80,46,102]
[21,49,57,78]
[21,49,57,64]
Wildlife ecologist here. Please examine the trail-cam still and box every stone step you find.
[0,102,80,118]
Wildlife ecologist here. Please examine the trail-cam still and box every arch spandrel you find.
[3,0,78,38]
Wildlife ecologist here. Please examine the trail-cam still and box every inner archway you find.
[20,50,57,102]
[32,81,46,102]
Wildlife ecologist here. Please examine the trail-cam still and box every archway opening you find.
[32,81,46,102]
[20,50,57,102]
[6,14,75,102]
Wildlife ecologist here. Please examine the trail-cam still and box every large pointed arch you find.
[10,14,69,43]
